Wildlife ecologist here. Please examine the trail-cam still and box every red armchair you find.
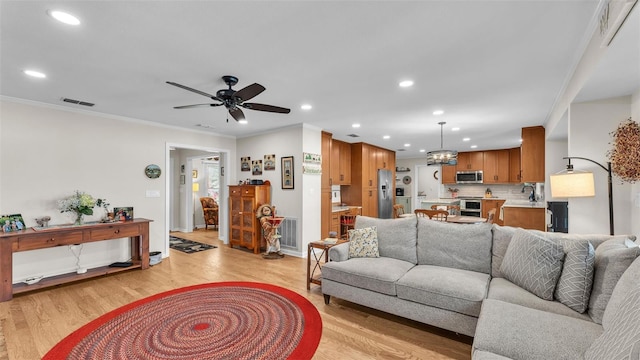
[199,197,219,230]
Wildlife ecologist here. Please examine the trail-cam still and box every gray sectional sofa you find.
[321,215,640,360]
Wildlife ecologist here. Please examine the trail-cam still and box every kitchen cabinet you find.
[321,131,332,239]
[483,150,510,183]
[521,126,545,183]
[482,199,506,226]
[502,206,546,231]
[457,151,484,171]
[509,147,522,183]
[342,142,395,217]
[441,164,457,184]
[330,139,351,185]
[229,184,271,254]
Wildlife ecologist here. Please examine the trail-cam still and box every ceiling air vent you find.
[396,149,406,151]
[61,97,95,107]
[346,134,360,138]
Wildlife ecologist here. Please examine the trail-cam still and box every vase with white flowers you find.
[58,191,109,225]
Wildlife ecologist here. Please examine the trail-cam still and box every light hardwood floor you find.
[0,230,472,359]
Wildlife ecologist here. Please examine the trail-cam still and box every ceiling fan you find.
[166,75,291,122]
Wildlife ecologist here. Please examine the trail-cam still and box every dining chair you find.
[486,208,497,224]
[414,209,449,221]
[393,204,405,218]
[340,214,357,239]
[430,204,461,215]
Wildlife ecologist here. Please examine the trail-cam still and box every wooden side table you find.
[307,239,346,290]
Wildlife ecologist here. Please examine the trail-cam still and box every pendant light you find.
[426,122,458,166]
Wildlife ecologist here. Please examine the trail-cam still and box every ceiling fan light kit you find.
[167,75,290,122]
[426,121,458,166]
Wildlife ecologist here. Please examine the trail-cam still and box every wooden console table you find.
[0,218,152,302]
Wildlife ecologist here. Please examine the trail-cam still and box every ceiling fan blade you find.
[242,103,291,114]
[229,108,245,122]
[166,81,221,101]
[173,103,224,109]
[233,83,265,102]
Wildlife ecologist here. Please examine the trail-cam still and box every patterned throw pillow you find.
[554,239,595,313]
[500,229,565,300]
[348,226,379,258]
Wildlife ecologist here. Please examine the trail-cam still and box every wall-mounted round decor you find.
[145,164,161,179]
[402,175,412,185]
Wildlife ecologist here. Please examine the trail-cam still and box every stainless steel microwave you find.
[456,171,483,184]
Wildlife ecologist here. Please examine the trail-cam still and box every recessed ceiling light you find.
[238,120,248,125]
[300,104,312,110]
[383,135,390,139]
[463,137,470,142]
[24,70,46,78]
[48,10,81,25]
[352,123,361,128]
[419,149,426,153]
[470,145,478,149]
[399,80,414,88]
[433,110,444,116]
[404,143,411,147]
[451,127,460,131]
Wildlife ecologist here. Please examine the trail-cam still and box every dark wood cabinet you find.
[229,184,270,253]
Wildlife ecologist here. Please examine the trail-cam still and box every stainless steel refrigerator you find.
[377,169,393,219]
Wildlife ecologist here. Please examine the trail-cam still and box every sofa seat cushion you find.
[321,257,415,296]
[473,299,603,360]
[396,265,490,317]
[487,278,592,322]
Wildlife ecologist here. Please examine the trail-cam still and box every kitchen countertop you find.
[502,199,546,209]
[332,206,362,213]
[421,198,461,204]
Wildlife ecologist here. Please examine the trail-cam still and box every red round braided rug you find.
[43,282,322,359]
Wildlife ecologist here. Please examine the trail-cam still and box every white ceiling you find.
[1,1,638,159]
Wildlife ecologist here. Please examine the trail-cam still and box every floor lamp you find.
[192,182,200,231]
[549,156,613,235]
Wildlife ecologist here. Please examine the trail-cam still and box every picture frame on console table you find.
[113,207,134,221]
[1,213,25,232]
[281,156,294,189]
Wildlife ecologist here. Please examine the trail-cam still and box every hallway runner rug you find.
[43,282,322,360]
[169,236,217,253]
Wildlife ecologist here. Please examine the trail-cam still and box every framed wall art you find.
[264,154,276,171]
[241,157,251,172]
[252,160,263,175]
[281,156,294,189]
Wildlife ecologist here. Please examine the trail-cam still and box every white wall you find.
[631,90,640,239]
[0,99,236,283]
[545,138,569,201]
[567,95,633,235]
[235,124,322,256]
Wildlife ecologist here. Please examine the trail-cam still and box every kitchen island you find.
[501,199,547,231]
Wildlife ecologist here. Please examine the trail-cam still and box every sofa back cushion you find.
[588,237,640,324]
[355,216,417,264]
[416,217,492,274]
[553,239,595,313]
[584,257,640,360]
[500,229,565,301]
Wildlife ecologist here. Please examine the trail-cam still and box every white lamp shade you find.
[550,171,595,197]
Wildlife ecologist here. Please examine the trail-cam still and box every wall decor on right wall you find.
[608,117,639,183]
[281,156,294,189]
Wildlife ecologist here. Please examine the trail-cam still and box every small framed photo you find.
[180,175,186,184]
[241,157,251,172]
[113,207,134,221]
[192,170,198,179]
[281,156,294,189]
[1,213,26,232]
[264,154,276,171]
[252,160,263,176]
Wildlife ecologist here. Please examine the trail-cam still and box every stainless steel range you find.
[459,197,482,217]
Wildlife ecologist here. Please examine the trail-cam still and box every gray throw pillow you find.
[588,238,640,324]
[500,229,565,300]
[554,239,595,313]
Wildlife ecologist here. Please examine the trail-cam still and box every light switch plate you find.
[146,190,161,198]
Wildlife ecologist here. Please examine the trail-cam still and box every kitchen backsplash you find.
[440,183,544,201]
